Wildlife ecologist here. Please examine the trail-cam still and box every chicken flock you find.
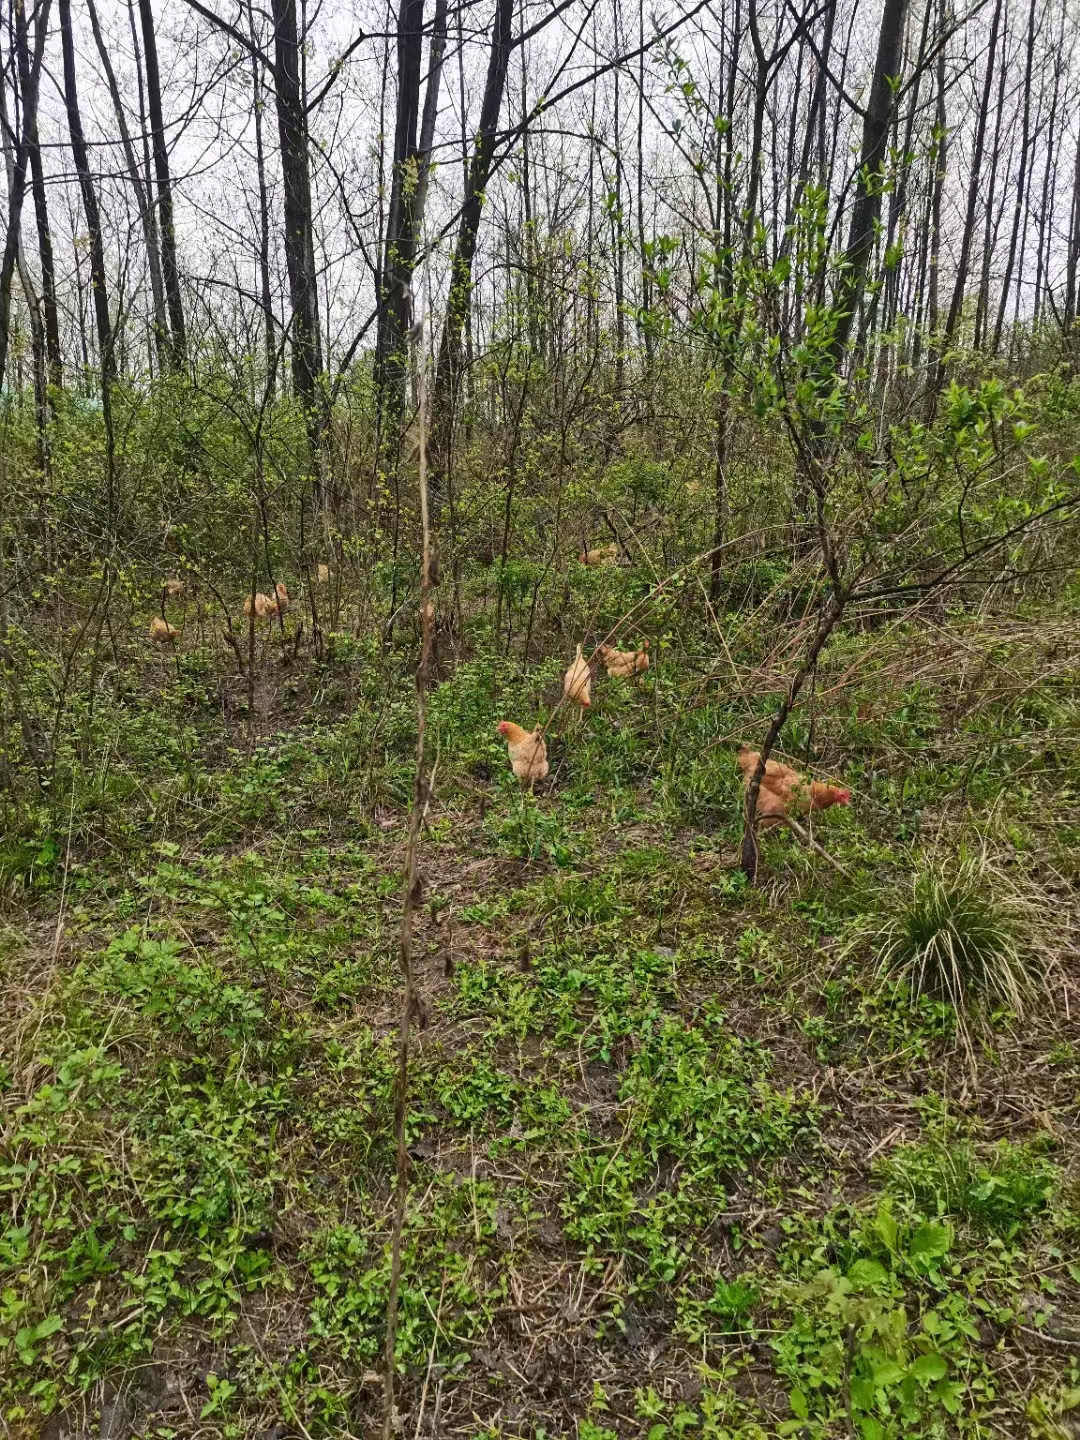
[149,575,310,645]
[147,556,851,833]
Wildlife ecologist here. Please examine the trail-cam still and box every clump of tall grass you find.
[864,856,1044,1017]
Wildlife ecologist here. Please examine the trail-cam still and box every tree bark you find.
[58,0,117,524]
[826,0,908,371]
[934,0,1003,396]
[882,0,931,341]
[413,0,447,253]
[0,0,49,392]
[709,0,741,603]
[430,0,515,508]
[374,0,426,411]
[271,0,323,419]
[1033,22,1062,329]
[991,0,1037,354]
[0,9,48,468]
[924,0,947,341]
[139,0,187,369]
[247,0,277,387]
[973,8,1009,351]
[1065,125,1080,339]
[16,0,61,389]
[87,0,169,372]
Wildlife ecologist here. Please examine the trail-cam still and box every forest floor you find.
[1,605,1079,1439]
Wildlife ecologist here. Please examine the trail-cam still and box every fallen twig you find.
[781,814,853,878]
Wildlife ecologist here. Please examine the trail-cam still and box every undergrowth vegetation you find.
[2,0,1080,1424]
[1,469,1079,1433]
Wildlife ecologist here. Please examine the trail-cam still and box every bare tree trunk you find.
[991,0,1037,354]
[430,0,515,509]
[139,0,187,369]
[0,12,48,469]
[372,0,447,413]
[826,0,908,371]
[744,0,770,249]
[743,0,909,878]
[455,0,473,408]
[933,0,1003,399]
[413,0,447,237]
[636,0,653,366]
[0,0,50,391]
[87,0,169,371]
[882,0,931,341]
[1033,22,1062,329]
[709,0,740,603]
[612,0,625,396]
[17,0,61,389]
[374,0,425,411]
[271,0,323,422]
[1066,125,1080,340]
[925,0,947,342]
[58,0,117,527]
[974,10,1009,351]
[247,0,277,387]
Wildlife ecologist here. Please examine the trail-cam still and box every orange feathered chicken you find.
[598,640,649,678]
[274,581,289,613]
[737,745,850,827]
[579,544,619,567]
[497,721,549,787]
[563,645,592,709]
[149,616,180,644]
[244,592,279,619]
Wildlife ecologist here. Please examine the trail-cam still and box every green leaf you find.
[15,1313,63,1351]
[872,1359,905,1386]
[908,1223,951,1262]
[908,1353,948,1384]
[874,1203,898,1253]
[936,1380,964,1415]
[788,1388,808,1420]
[847,1258,888,1289]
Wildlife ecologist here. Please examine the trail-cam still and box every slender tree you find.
[247,0,277,387]
[1066,124,1080,338]
[743,0,910,879]
[139,0,187,368]
[58,0,117,519]
[0,0,50,392]
[974,7,1009,350]
[992,0,1038,353]
[276,0,322,405]
[430,0,515,506]
[925,0,947,342]
[0,7,48,467]
[87,0,169,371]
[15,0,60,388]
[374,0,424,409]
[933,0,1003,399]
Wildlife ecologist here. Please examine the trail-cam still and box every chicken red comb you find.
[836,788,851,804]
